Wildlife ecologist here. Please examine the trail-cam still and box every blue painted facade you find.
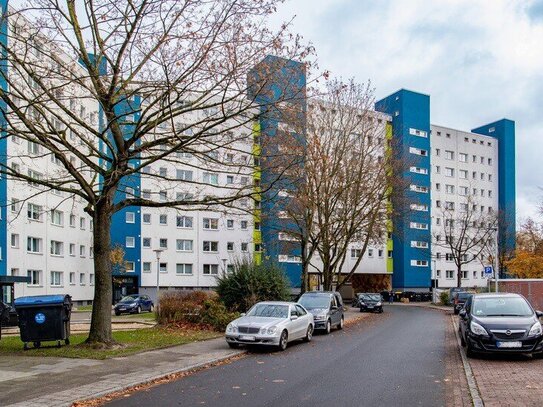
[248,56,307,287]
[472,119,516,263]
[376,90,432,290]
[0,0,9,277]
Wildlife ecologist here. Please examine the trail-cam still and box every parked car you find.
[225,302,314,351]
[453,292,474,315]
[352,293,363,308]
[114,295,153,315]
[298,291,344,334]
[449,287,466,305]
[458,293,543,358]
[358,293,384,313]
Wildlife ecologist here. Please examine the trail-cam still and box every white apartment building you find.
[430,125,499,289]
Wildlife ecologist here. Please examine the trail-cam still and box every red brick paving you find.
[445,317,472,406]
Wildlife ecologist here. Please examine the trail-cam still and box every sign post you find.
[484,266,494,293]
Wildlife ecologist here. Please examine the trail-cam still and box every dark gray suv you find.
[298,291,344,334]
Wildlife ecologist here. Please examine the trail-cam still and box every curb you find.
[450,315,484,407]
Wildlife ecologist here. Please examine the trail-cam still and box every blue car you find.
[114,295,153,315]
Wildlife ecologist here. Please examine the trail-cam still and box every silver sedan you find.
[225,301,314,351]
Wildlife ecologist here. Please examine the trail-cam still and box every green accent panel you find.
[385,121,394,273]
[252,120,262,266]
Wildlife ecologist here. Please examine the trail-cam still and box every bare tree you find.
[0,1,314,345]
[288,79,401,291]
[433,194,498,288]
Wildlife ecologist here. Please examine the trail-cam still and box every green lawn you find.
[0,328,220,359]
[114,311,156,321]
[74,305,93,312]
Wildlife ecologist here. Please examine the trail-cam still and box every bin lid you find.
[14,294,70,307]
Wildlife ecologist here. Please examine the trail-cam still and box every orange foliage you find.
[506,250,543,278]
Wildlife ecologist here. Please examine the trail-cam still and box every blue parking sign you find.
[484,266,493,275]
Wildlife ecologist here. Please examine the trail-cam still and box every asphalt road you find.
[107,306,447,407]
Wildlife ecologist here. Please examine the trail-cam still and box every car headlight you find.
[360,302,365,306]
[267,326,277,335]
[376,302,382,307]
[470,321,489,337]
[226,323,237,333]
[314,314,326,321]
[528,321,542,337]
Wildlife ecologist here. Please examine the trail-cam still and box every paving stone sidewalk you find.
[1,310,365,407]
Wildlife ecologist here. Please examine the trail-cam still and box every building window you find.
[176,169,193,181]
[445,167,454,177]
[203,218,219,230]
[143,213,151,224]
[241,242,248,252]
[436,270,441,278]
[27,203,42,221]
[69,272,75,285]
[241,221,248,230]
[11,233,19,248]
[227,264,235,273]
[227,242,234,251]
[176,215,193,228]
[50,240,63,256]
[176,263,193,275]
[126,212,135,223]
[27,269,41,286]
[69,214,76,227]
[445,150,454,160]
[142,238,151,248]
[459,153,468,162]
[126,262,135,273]
[51,209,64,226]
[459,170,468,179]
[159,190,167,202]
[126,236,135,248]
[51,271,63,287]
[159,238,168,249]
[203,172,219,185]
[409,222,428,230]
[445,185,455,194]
[227,219,234,229]
[203,241,218,252]
[409,147,427,156]
[226,175,234,184]
[80,217,86,230]
[79,273,86,285]
[159,214,168,225]
[410,241,429,248]
[351,249,361,258]
[142,262,151,273]
[446,270,454,279]
[411,260,428,267]
[27,237,42,253]
[203,264,219,275]
[176,239,193,251]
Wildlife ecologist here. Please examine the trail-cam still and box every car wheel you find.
[136,306,141,314]
[460,331,466,346]
[338,316,344,330]
[454,309,459,315]
[304,325,313,342]
[359,307,364,313]
[150,304,154,313]
[325,319,331,334]
[466,343,476,358]
[278,330,288,351]
[115,311,121,316]
[227,342,239,349]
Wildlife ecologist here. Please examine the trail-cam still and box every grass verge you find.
[0,327,220,359]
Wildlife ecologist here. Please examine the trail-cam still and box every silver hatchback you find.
[225,302,314,351]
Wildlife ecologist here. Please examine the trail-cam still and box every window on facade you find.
[80,273,86,285]
[80,245,86,257]
[176,169,193,181]
[203,172,219,185]
[157,262,167,273]
[69,243,75,256]
[176,263,193,275]
[459,170,468,179]
[51,271,63,286]
[227,242,234,251]
[445,185,455,194]
[158,238,167,249]
[226,175,234,184]
[227,219,234,229]
[241,242,248,252]
[203,264,219,275]
[69,272,75,284]
[27,237,42,253]
[80,217,86,229]
[445,167,454,177]
[241,220,248,230]
[126,212,135,223]
[50,209,63,226]
[126,237,135,248]
[50,240,63,256]
[176,216,193,228]
[459,153,468,162]
[159,190,167,201]
[446,270,454,279]
[203,218,219,230]
[69,214,76,227]
[27,203,42,221]
[203,241,218,252]
[142,213,151,224]
[351,248,361,258]
[28,269,41,286]
[11,233,19,248]
[142,262,151,273]
[176,239,193,251]
[445,150,454,160]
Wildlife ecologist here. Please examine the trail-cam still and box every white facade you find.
[430,125,499,289]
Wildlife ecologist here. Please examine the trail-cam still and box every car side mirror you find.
[459,309,467,318]
[290,315,298,321]
[536,310,543,318]
[240,313,246,317]
[331,305,338,310]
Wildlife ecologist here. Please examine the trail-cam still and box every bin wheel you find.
[65,338,70,345]
[33,341,41,349]
[57,341,61,348]
[23,343,29,351]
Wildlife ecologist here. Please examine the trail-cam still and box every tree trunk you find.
[323,264,333,291]
[456,264,462,289]
[87,203,114,345]
[300,240,308,294]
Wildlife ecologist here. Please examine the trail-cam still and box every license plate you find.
[367,306,374,309]
[496,341,522,348]
[239,335,256,341]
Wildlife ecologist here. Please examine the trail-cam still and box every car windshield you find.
[361,294,381,301]
[472,297,533,317]
[247,304,289,318]
[119,296,138,303]
[298,295,330,309]
[457,293,471,300]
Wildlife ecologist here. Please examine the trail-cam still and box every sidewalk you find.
[1,309,366,407]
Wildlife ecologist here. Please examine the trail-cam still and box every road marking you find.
[451,315,484,407]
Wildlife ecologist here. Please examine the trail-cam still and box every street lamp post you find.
[153,249,164,307]
[221,258,227,277]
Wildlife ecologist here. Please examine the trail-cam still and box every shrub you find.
[439,291,449,306]
[216,259,291,312]
[157,291,238,331]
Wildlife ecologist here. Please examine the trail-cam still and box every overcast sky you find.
[270,0,543,224]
